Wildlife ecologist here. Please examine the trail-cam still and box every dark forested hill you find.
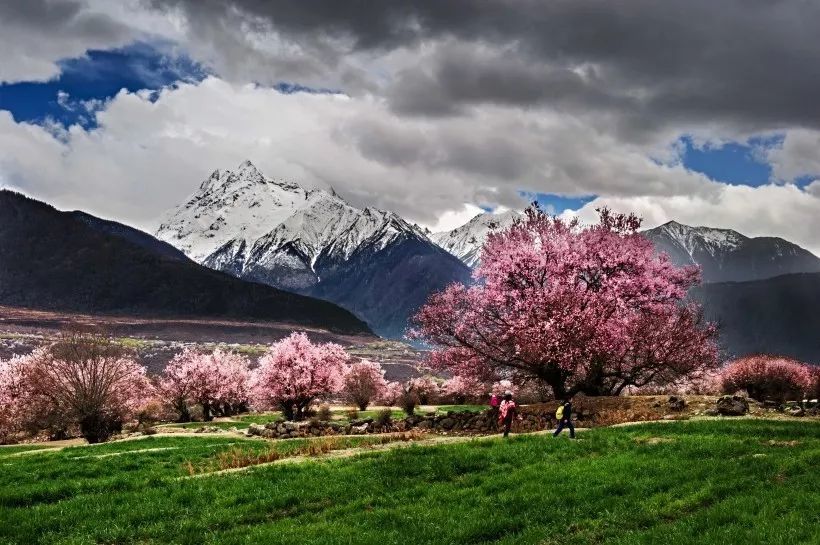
[0,190,371,335]
[693,272,820,364]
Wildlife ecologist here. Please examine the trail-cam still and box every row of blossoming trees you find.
[0,327,481,444]
[0,331,395,443]
[2,206,818,444]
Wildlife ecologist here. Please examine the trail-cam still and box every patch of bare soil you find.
[0,305,402,374]
[765,439,800,447]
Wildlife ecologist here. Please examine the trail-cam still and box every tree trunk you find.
[281,403,296,421]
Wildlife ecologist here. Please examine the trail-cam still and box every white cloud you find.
[571,183,820,255]
[766,129,820,183]
[0,75,818,255]
[420,204,486,233]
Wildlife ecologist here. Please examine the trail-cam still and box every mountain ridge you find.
[0,190,371,335]
[643,220,820,282]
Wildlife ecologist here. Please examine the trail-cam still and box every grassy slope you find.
[1,420,818,545]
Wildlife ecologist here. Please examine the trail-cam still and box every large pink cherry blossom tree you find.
[412,206,720,398]
[250,332,349,420]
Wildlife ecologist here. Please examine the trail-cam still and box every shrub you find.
[399,388,420,416]
[375,408,393,428]
[345,408,359,420]
[721,355,813,403]
[317,404,332,421]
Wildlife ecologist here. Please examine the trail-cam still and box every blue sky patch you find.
[519,191,596,214]
[273,82,341,95]
[678,135,782,186]
[0,41,208,129]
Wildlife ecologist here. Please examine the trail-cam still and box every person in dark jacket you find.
[553,398,575,439]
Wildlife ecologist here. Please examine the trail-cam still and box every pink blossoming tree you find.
[159,348,250,422]
[6,331,154,443]
[250,332,349,420]
[720,355,813,402]
[0,354,28,443]
[412,206,720,398]
[441,375,487,404]
[407,375,440,404]
[344,360,388,410]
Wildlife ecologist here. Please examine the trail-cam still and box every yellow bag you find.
[555,405,564,419]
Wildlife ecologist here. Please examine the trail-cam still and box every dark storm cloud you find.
[148,0,820,137]
[0,0,136,83]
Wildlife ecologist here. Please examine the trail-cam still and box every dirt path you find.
[186,428,590,479]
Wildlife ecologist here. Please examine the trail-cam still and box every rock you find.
[704,408,719,416]
[350,423,368,435]
[439,418,456,430]
[667,396,686,411]
[416,420,433,430]
[789,407,805,417]
[248,424,265,436]
[716,395,749,416]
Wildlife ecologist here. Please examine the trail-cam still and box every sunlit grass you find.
[1,420,817,544]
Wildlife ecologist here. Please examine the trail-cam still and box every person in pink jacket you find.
[498,391,518,438]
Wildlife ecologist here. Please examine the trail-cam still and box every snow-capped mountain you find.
[430,210,522,267]
[157,161,471,337]
[643,221,820,282]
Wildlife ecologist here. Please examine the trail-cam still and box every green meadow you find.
[1,419,818,545]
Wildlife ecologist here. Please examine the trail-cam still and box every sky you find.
[1,1,819,253]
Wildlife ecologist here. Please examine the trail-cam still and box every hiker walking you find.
[553,398,575,439]
[498,391,518,438]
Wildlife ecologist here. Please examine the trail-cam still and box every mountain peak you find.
[431,210,523,267]
[644,221,820,282]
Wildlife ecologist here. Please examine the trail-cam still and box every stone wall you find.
[246,408,564,440]
[244,395,820,440]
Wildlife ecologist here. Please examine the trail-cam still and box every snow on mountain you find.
[156,161,470,337]
[157,160,426,280]
[156,160,316,262]
[430,210,522,267]
[643,221,820,282]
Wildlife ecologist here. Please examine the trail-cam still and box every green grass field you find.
[1,420,818,544]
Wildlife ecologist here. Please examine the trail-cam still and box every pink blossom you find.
[4,341,154,443]
[441,375,488,403]
[159,348,250,421]
[411,206,719,397]
[721,355,813,402]
[250,332,349,420]
[344,359,388,410]
[407,375,440,404]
